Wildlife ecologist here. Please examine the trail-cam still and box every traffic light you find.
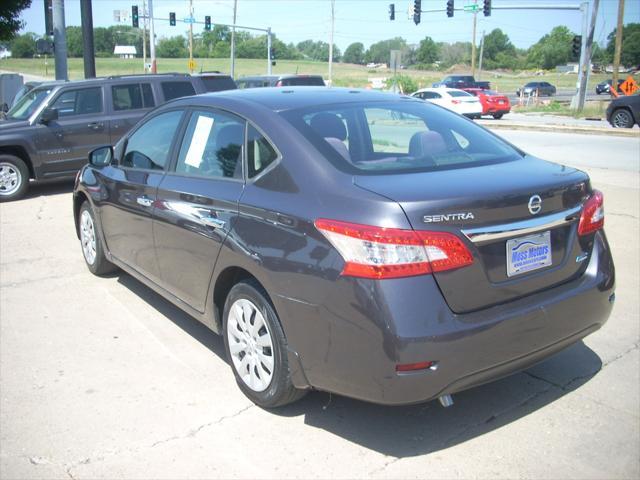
[270,48,276,66]
[483,0,491,17]
[131,5,139,28]
[205,15,211,31]
[572,35,582,57]
[44,0,53,36]
[169,12,176,26]
[389,3,395,21]
[413,0,421,25]
[446,0,454,18]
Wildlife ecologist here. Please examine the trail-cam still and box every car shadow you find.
[22,180,75,200]
[115,271,603,459]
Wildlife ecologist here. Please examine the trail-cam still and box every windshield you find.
[6,87,53,120]
[281,99,522,175]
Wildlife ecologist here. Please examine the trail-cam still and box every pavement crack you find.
[151,405,254,448]
[608,212,639,220]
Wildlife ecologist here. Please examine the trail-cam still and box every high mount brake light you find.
[314,219,474,280]
[578,190,604,236]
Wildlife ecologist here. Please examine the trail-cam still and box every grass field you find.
[0,57,613,93]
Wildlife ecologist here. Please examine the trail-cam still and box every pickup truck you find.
[432,75,490,90]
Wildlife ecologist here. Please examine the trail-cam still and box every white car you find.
[411,88,482,118]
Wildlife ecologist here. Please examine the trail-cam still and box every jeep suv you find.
[0,73,235,201]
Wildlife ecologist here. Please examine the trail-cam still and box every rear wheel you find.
[492,113,504,120]
[223,280,306,408]
[79,202,117,275]
[0,155,29,202]
[611,108,634,128]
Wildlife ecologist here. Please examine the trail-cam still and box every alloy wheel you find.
[80,210,97,265]
[0,162,22,197]
[612,110,632,128]
[226,298,275,392]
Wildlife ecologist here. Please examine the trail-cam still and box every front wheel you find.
[223,280,306,408]
[79,202,117,275]
[0,155,29,202]
[611,108,634,128]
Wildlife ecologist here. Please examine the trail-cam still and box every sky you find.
[17,0,640,52]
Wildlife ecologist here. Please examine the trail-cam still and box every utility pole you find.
[80,0,96,78]
[577,0,599,111]
[188,0,194,73]
[148,0,157,73]
[328,0,335,86]
[267,28,272,75]
[611,0,625,89]
[477,30,485,80]
[142,0,147,72]
[230,0,238,78]
[471,0,478,76]
[52,0,68,80]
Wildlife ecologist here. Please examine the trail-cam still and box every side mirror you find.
[39,107,58,124]
[1,103,8,113]
[88,146,113,167]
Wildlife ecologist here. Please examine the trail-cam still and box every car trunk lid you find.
[354,156,591,313]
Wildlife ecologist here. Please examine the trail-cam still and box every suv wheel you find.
[611,108,634,128]
[79,202,118,275]
[0,155,29,202]
[223,280,306,408]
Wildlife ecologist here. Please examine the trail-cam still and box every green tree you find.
[0,0,31,41]
[438,41,472,68]
[342,42,365,64]
[296,40,340,62]
[364,37,406,64]
[482,28,516,68]
[416,36,439,64]
[9,32,36,58]
[606,23,640,67]
[65,26,84,57]
[156,35,187,58]
[526,26,575,69]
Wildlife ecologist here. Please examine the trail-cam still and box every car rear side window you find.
[448,90,472,97]
[280,77,326,87]
[122,110,183,170]
[175,110,244,180]
[112,83,155,111]
[200,76,237,92]
[51,87,103,117]
[247,125,278,178]
[161,81,196,101]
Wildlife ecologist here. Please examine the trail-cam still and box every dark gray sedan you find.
[516,81,557,97]
[73,88,615,408]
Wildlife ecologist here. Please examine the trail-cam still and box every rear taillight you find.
[578,190,604,236]
[314,219,473,279]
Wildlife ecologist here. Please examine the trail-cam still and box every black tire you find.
[223,280,306,408]
[492,113,504,120]
[611,108,634,128]
[78,202,117,276]
[0,154,29,202]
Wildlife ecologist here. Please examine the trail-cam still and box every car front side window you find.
[122,110,183,170]
[51,87,103,117]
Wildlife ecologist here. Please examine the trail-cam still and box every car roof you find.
[170,87,419,112]
[237,74,324,81]
[35,73,194,90]
[414,87,463,94]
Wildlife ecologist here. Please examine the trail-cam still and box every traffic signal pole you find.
[611,0,625,91]
[188,0,194,73]
[471,1,478,77]
[148,0,157,73]
[52,0,68,80]
[80,0,96,78]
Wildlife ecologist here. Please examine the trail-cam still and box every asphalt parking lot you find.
[1,130,638,479]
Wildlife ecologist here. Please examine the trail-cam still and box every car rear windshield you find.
[281,100,522,175]
[448,90,472,97]
[200,76,237,92]
[280,77,325,86]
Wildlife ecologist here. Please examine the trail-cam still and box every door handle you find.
[136,196,154,207]
[87,122,103,130]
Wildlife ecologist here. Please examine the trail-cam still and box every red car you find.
[464,88,511,119]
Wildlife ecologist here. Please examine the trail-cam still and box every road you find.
[1,131,638,479]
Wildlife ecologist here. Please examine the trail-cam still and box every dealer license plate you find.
[506,231,552,277]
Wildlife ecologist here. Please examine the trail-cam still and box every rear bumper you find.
[276,231,614,405]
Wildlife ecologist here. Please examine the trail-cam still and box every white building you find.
[114,45,137,59]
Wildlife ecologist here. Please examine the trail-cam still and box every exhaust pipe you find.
[438,394,454,408]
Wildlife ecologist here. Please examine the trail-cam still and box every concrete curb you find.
[477,121,640,138]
